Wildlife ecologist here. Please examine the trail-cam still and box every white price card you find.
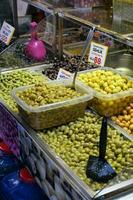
[0,21,15,45]
[88,42,108,67]
[57,68,73,80]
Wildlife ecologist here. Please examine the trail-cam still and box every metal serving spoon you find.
[71,27,95,89]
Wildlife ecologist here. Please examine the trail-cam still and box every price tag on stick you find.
[57,68,73,80]
[88,42,108,67]
[0,21,15,45]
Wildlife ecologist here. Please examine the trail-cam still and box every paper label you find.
[88,42,108,66]
[57,68,73,80]
[0,21,15,45]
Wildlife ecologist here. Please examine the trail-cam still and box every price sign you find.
[88,42,108,67]
[57,68,73,80]
[0,21,15,45]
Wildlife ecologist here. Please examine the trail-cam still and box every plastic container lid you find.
[0,142,12,154]
[20,168,35,183]
[12,79,93,130]
[12,79,93,113]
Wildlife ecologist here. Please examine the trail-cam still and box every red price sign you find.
[94,57,101,65]
[88,42,108,67]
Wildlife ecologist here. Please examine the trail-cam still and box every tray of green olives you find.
[0,67,49,113]
[38,111,133,198]
[12,79,93,130]
[78,67,133,116]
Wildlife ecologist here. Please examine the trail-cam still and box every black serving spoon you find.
[86,117,117,183]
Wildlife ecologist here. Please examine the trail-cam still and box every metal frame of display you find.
[12,0,58,54]
[11,0,133,58]
[58,7,133,54]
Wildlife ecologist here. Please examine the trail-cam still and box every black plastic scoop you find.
[86,117,117,183]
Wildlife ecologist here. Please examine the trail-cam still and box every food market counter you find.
[1,65,133,135]
[0,66,133,199]
[0,102,132,200]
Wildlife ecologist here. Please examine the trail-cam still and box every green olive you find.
[0,70,47,112]
[38,112,132,191]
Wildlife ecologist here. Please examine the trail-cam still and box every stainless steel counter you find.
[105,49,133,76]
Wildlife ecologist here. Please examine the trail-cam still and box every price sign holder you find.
[57,68,73,80]
[0,21,15,45]
[88,42,108,67]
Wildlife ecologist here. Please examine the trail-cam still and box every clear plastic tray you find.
[78,67,133,116]
[12,80,93,130]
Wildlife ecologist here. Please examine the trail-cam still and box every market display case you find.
[0,102,133,200]
[62,26,125,55]
[113,0,133,35]
[0,0,58,71]
[10,0,58,56]
[56,2,133,76]
[60,2,133,40]
[11,0,114,59]
[16,0,105,52]
[0,37,55,72]
[0,1,133,200]
[2,0,133,61]
[0,67,133,199]
[4,0,133,67]
[0,65,133,200]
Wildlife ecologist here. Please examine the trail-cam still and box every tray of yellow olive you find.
[78,67,133,116]
[12,80,93,130]
[38,111,133,196]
